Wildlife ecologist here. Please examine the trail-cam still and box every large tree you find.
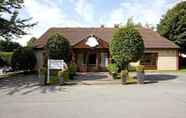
[157,1,186,53]
[110,21,144,70]
[0,0,36,40]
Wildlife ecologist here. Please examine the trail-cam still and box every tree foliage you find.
[27,37,37,47]
[0,0,36,40]
[11,47,36,70]
[46,33,70,62]
[0,39,21,51]
[157,1,186,53]
[110,21,144,69]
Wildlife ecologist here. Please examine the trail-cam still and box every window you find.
[140,53,158,69]
[100,53,108,67]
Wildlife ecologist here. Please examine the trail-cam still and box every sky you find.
[15,0,183,45]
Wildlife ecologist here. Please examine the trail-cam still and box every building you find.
[33,27,179,72]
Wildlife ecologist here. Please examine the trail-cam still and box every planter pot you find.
[137,72,144,84]
[58,71,65,85]
[59,76,64,85]
[39,74,46,85]
[122,75,128,85]
[111,73,116,79]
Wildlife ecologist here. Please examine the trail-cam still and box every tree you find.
[157,1,186,53]
[27,37,37,47]
[46,33,70,62]
[0,0,36,40]
[109,20,144,70]
[0,39,21,52]
[145,23,155,30]
[11,47,36,71]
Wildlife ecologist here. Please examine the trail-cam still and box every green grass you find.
[0,71,23,79]
[179,68,186,72]
[0,51,13,56]
[145,69,186,73]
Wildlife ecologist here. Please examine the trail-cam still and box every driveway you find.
[0,72,186,118]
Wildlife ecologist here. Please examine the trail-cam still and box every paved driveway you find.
[0,72,186,118]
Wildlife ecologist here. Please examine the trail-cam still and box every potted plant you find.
[38,67,47,85]
[136,65,145,84]
[58,70,64,85]
[120,70,128,84]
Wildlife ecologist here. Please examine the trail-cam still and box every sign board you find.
[47,59,65,82]
[48,59,65,70]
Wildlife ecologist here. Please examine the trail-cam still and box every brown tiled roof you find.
[34,27,178,49]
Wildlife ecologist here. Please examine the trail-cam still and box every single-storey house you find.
[33,26,179,72]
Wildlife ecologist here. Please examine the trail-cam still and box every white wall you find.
[34,49,178,71]
[145,49,178,70]
[34,50,45,70]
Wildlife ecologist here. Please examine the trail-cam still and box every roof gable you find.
[73,35,109,48]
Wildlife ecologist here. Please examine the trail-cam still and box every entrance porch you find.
[73,49,110,72]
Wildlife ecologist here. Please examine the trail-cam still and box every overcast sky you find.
[16,0,183,45]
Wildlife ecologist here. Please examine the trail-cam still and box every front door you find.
[87,53,97,71]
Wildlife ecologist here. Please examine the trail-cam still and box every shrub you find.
[112,73,120,80]
[136,65,144,73]
[11,47,37,71]
[46,33,70,62]
[107,63,119,74]
[0,52,13,66]
[49,75,59,84]
[68,64,77,79]
[63,71,69,81]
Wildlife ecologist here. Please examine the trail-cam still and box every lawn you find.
[0,71,24,79]
[180,68,186,72]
